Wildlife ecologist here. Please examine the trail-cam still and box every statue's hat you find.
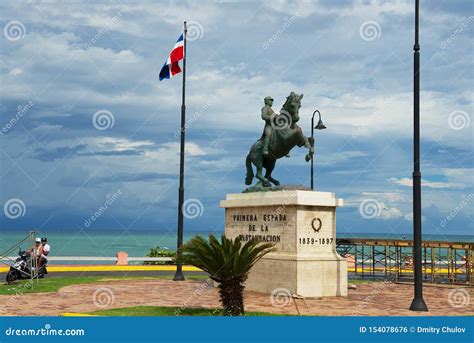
[264,96,274,101]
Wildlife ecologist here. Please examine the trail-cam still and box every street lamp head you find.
[314,118,326,130]
[313,110,327,130]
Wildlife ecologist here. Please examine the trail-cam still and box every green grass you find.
[1,274,384,296]
[87,306,276,316]
[0,275,208,295]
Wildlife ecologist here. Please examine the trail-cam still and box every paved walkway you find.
[1,279,472,316]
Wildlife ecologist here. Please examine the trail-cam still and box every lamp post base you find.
[409,297,428,311]
[173,266,185,281]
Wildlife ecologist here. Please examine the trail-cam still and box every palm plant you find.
[182,235,274,316]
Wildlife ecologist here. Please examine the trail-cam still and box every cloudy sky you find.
[0,0,472,239]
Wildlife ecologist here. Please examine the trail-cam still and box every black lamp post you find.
[409,0,428,311]
[311,110,326,190]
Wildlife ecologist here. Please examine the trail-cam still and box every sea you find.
[1,229,472,259]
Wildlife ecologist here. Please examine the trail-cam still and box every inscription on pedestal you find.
[297,207,335,254]
[226,206,295,252]
[226,204,336,254]
[221,191,347,297]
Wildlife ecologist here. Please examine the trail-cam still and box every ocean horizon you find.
[1,229,472,258]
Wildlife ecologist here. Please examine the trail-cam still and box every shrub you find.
[143,246,176,265]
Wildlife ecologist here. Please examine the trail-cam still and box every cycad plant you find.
[182,235,274,316]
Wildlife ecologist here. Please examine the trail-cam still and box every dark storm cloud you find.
[0,0,471,234]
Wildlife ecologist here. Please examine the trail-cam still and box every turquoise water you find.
[0,229,211,258]
[0,229,472,258]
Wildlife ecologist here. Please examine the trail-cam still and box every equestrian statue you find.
[245,92,314,189]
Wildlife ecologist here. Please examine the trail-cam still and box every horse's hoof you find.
[273,180,280,186]
[245,179,252,185]
[263,181,271,187]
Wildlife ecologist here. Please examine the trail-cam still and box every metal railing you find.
[336,238,473,285]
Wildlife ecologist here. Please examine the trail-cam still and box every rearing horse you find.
[245,92,314,188]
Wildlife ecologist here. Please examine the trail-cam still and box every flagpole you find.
[174,21,187,281]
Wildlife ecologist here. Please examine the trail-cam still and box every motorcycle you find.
[5,248,48,283]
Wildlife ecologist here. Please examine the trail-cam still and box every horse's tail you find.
[245,154,254,185]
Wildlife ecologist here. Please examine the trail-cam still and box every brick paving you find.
[0,279,472,316]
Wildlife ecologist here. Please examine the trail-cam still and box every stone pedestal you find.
[221,190,347,298]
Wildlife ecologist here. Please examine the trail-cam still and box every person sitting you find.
[39,237,50,272]
[30,238,41,257]
[30,238,43,268]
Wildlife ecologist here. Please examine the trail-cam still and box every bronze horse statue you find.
[245,92,314,188]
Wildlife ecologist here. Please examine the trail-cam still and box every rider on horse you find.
[260,96,290,158]
[246,92,312,188]
[261,96,276,156]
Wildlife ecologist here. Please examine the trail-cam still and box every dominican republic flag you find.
[159,34,184,81]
